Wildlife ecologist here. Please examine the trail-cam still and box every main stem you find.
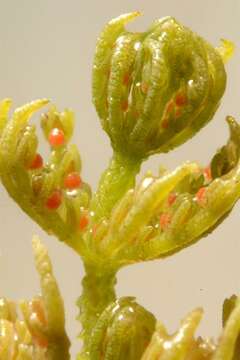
[78,152,142,357]
[90,151,142,221]
[77,265,117,357]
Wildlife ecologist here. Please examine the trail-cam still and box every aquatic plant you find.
[0,12,239,359]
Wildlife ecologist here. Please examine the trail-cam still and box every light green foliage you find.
[0,100,91,254]
[141,309,216,359]
[88,297,156,360]
[0,11,239,360]
[0,237,70,359]
[92,13,227,158]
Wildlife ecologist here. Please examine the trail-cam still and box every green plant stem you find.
[47,338,71,360]
[90,152,142,220]
[77,265,117,357]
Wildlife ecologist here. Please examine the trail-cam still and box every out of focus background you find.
[0,0,239,357]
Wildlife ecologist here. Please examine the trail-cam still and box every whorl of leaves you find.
[0,237,70,360]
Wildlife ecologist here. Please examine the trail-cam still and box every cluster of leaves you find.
[0,237,70,360]
[142,296,240,360]
[0,99,91,254]
[0,11,239,360]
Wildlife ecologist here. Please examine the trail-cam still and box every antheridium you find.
[0,11,239,360]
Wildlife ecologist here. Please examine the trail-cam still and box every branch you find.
[86,116,240,268]
[0,236,70,360]
[0,100,92,254]
[92,12,227,158]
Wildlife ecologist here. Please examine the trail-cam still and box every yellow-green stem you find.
[77,265,117,357]
[90,152,142,220]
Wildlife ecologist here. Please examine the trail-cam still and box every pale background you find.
[0,0,239,357]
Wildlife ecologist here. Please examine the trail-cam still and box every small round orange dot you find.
[160,213,171,230]
[31,300,47,327]
[92,223,99,237]
[79,214,89,231]
[203,166,212,181]
[161,117,169,129]
[46,190,62,210]
[29,153,43,170]
[123,73,130,86]
[64,172,82,189]
[168,193,177,206]
[175,93,188,106]
[196,187,207,205]
[133,110,139,119]
[121,100,128,112]
[48,128,65,147]
[141,82,149,94]
[33,335,49,349]
[166,100,174,114]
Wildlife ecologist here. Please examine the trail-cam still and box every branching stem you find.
[90,152,142,220]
